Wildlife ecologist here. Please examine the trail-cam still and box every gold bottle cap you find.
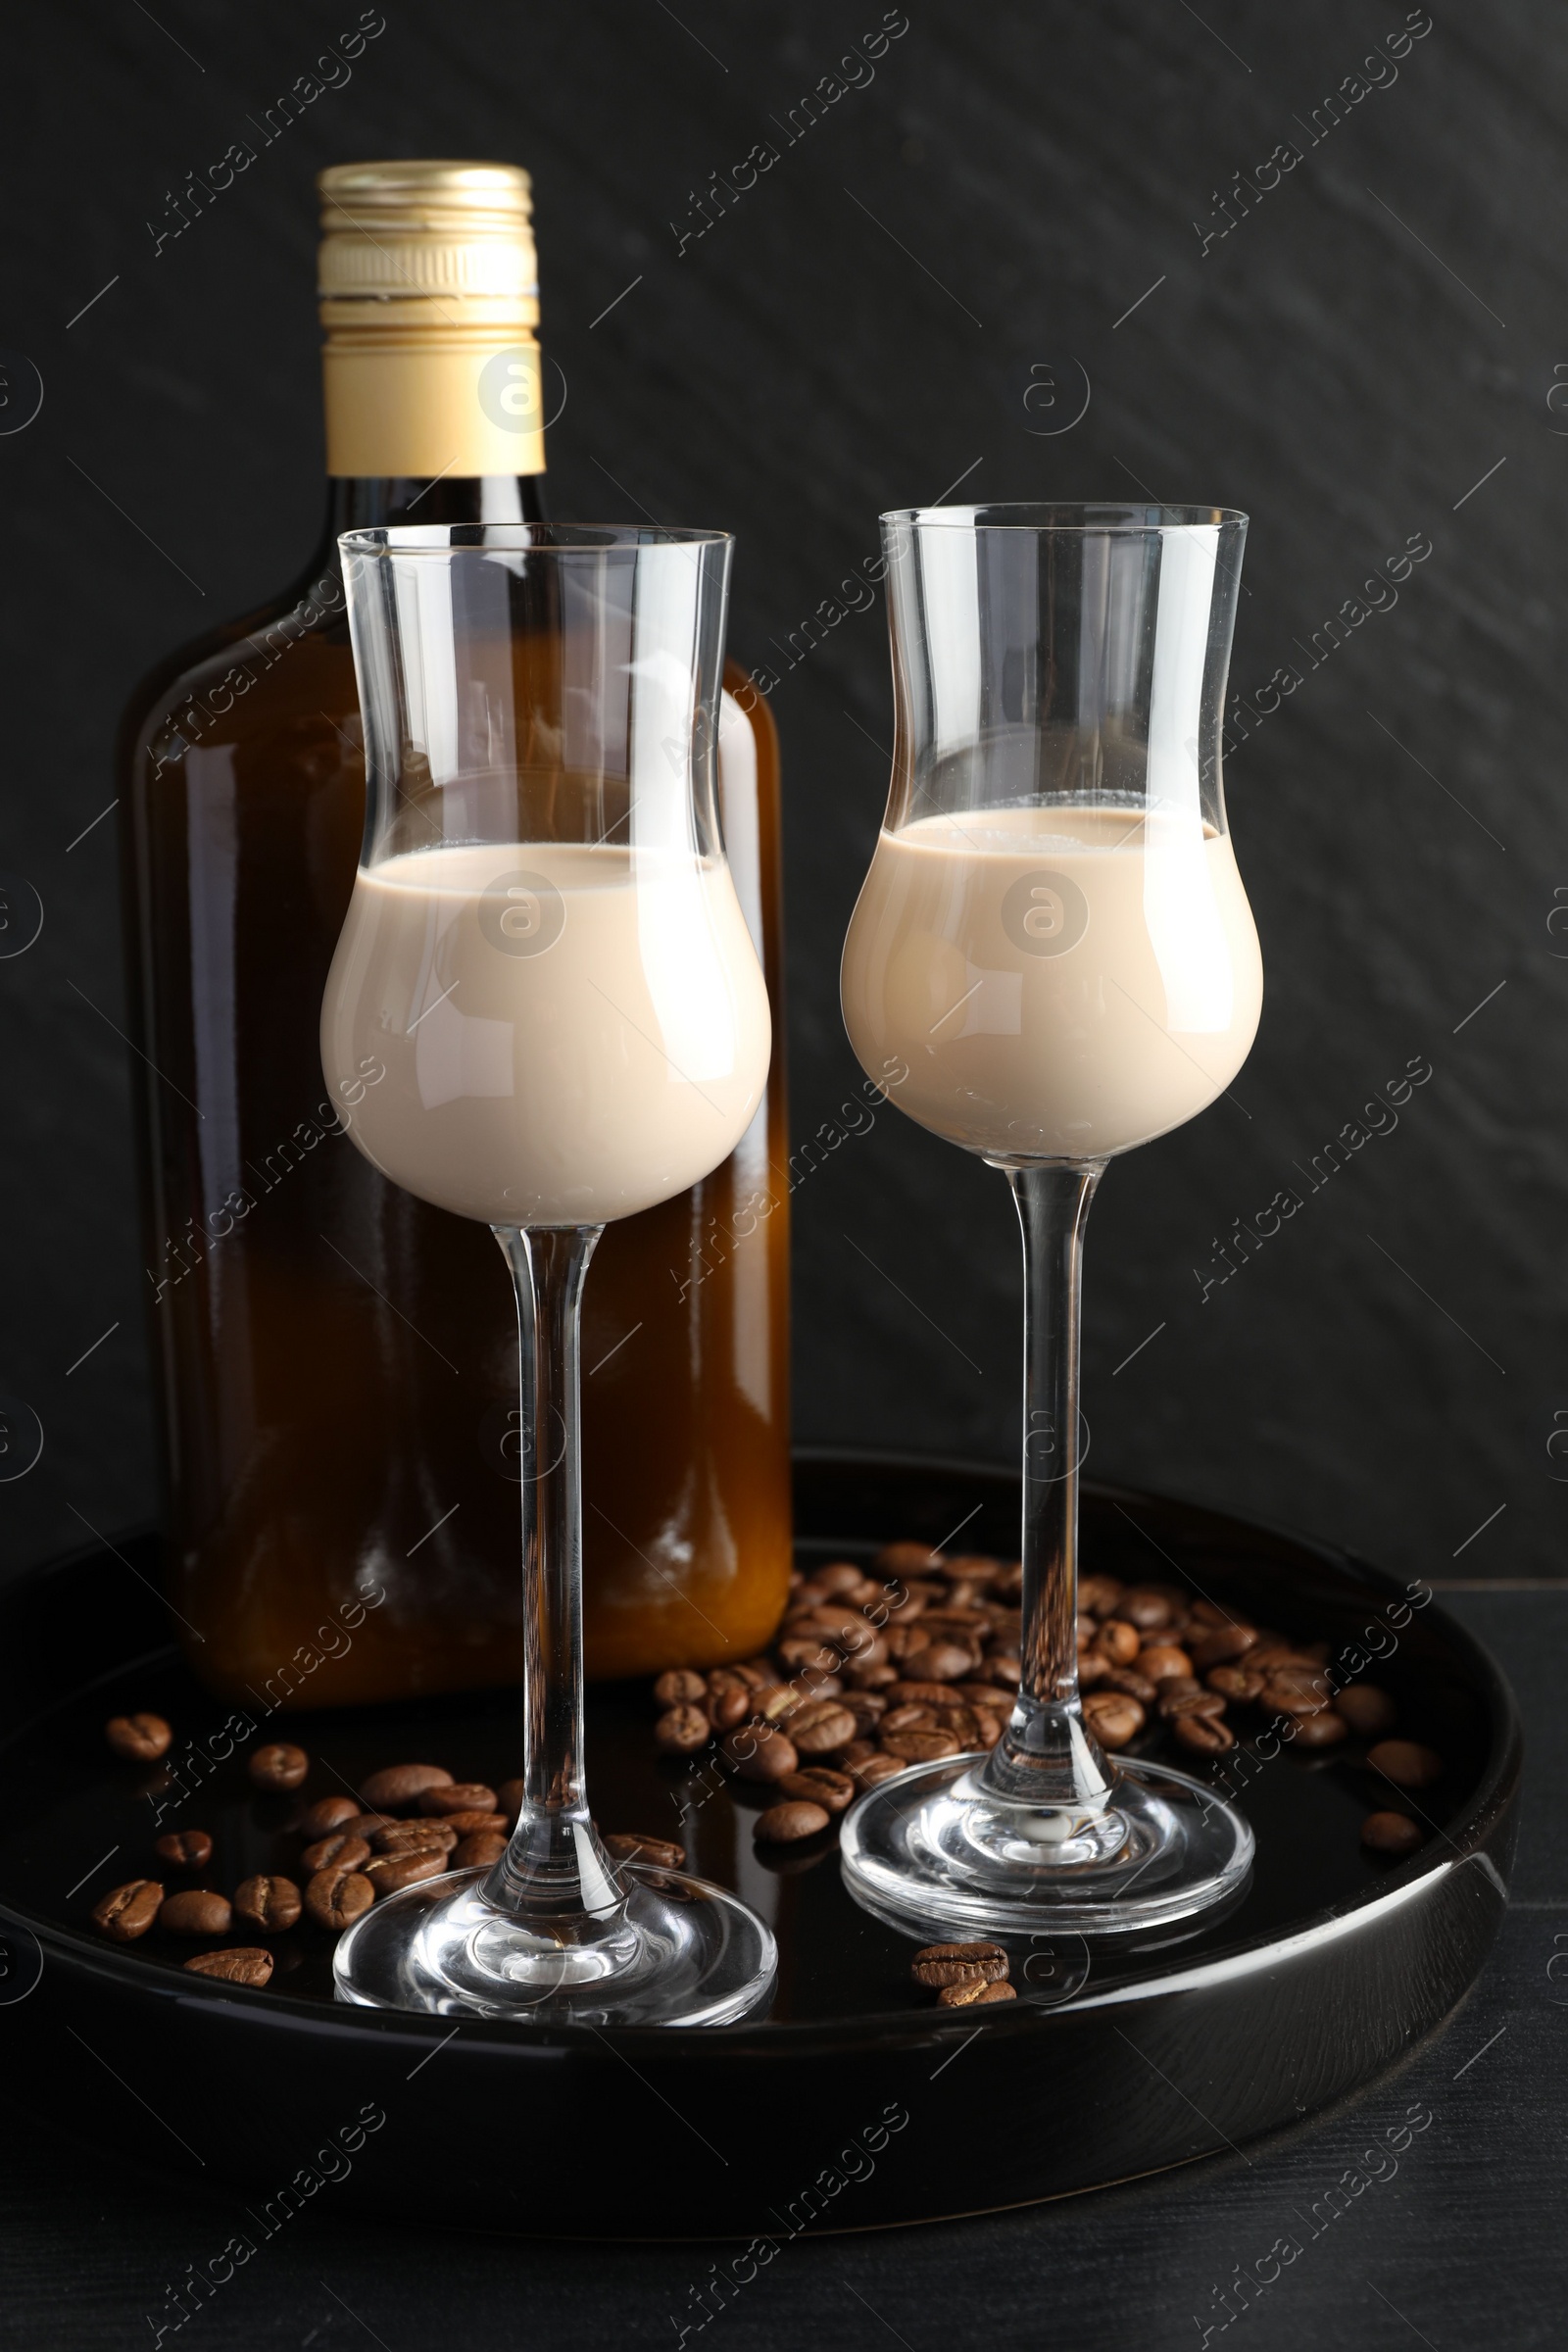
[317,160,545,479]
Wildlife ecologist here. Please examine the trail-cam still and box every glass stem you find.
[982,1161,1114,1812]
[487,1223,623,1933]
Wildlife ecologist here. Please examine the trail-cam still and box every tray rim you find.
[0,1453,1522,2060]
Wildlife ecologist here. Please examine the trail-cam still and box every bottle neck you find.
[325,471,549,539]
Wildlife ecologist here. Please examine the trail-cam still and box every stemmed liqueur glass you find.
[839,503,1261,1938]
[320,523,776,2022]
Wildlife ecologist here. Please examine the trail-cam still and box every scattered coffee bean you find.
[901,1640,975,1684]
[1367,1739,1442,1789]
[92,1880,163,1940]
[721,1723,799,1782]
[851,1752,907,1789]
[788,1700,859,1756]
[336,1813,396,1842]
[755,1800,831,1843]
[1292,1708,1348,1748]
[1160,1688,1227,1723]
[359,1763,453,1811]
[364,1848,448,1895]
[301,1832,370,1874]
[655,1704,711,1754]
[1206,1664,1266,1703]
[705,1682,752,1732]
[875,1541,944,1578]
[154,1830,213,1871]
[910,1940,1008,1989]
[160,1889,233,1936]
[183,1946,273,1986]
[298,1794,361,1840]
[371,1820,457,1855]
[1101,1666,1157,1705]
[416,1782,497,1817]
[1094,1620,1142,1666]
[1082,1690,1145,1748]
[233,1875,302,1933]
[604,1833,685,1869]
[305,1867,374,1931]
[248,1742,309,1792]
[1337,1685,1397,1739]
[1118,1587,1174,1632]
[938,1977,1018,2008]
[1078,1574,1123,1618]
[439,1810,509,1837]
[880,1726,960,1763]
[1171,1712,1236,1756]
[1362,1810,1424,1856]
[777,1768,856,1814]
[452,1833,509,1869]
[1189,1623,1258,1670]
[1138,1645,1194,1684]
[105,1712,172,1763]
[653,1668,707,1707]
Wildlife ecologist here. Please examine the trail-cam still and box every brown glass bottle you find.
[119,163,790,1707]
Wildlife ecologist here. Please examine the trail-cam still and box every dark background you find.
[3,2,1561,1586]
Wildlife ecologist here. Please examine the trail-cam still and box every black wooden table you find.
[0,1581,1557,2351]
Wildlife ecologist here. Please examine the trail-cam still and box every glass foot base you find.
[840,1752,1254,1940]
[332,1862,777,2026]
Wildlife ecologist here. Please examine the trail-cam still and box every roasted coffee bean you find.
[495,1778,523,1825]
[984,1655,1021,1688]
[248,1742,309,1792]
[336,1814,396,1842]
[92,1880,164,1940]
[753,1684,802,1722]
[850,1752,906,1789]
[845,1657,899,1691]
[910,1940,1007,1989]
[938,1977,1018,2008]
[160,1889,234,1936]
[105,1712,172,1763]
[655,1703,711,1754]
[943,1554,1001,1591]
[845,1579,889,1613]
[926,1703,984,1746]
[184,1946,273,1986]
[777,1767,856,1814]
[417,1782,497,1817]
[900,1640,975,1684]
[1337,1684,1397,1739]
[755,1799,831,1843]
[721,1724,799,1782]
[439,1810,508,1838]
[1094,1619,1142,1666]
[1159,1688,1227,1722]
[653,1668,707,1707]
[154,1830,213,1872]
[305,1866,374,1931]
[301,1832,370,1874]
[788,1700,858,1756]
[1077,1650,1110,1689]
[881,1701,938,1736]
[364,1848,448,1895]
[1082,1690,1145,1748]
[1362,1810,1423,1856]
[991,1561,1024,1603]
[1206,1664,1266,1703]
[1292,1708,1348,1748]
[886,1680,961,1707]
[1138,1644,1194,1684]
[1118,1587,1174,1632]
[1154,1675,1202,1710]
[815,1563,866,1597]
[1367,1739,1442,1789]
[371,1820,458,1855]
[777,1635,841,1676]
[1101,1667,1157,1705]
[1075,1613,1097,1652]
[841,1739,879,1770]
[705,1684,752,1732]
[956,1683,1013,1714]
[359,1763,453,1811]
[604,1833,686,1869]
[734,1659,775,1688]
[843,1690,889,1731]
[233,1874,302,1933]
[298,1795,361,1840]
[881,1725,961,1762]
[1260,1673,1330,1718]
[1188,1623,1259,1670]
[1171,1712,1235,1755]
[452,1833,509,1869]
[875,1541,944,1579]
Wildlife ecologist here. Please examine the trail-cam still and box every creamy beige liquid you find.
[322,841,771,1224]
[841,805,1261,1158]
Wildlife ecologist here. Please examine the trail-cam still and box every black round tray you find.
[0,1453,1518,2235]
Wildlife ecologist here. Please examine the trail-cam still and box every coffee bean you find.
[1367,1739,1442,1788]
[984,1656,1021,1689]
[850,1752,906,1789]
[1159,1688,1227,1722]
[604,1833,686,1870]
[371,1820,457,1855]
[1154,1675,1202,1708]
[901,1641,975,1684]
[452,1832,509,1869]
[439,1810,509,1838]
[1189,1623,1258,1670]
[364,1848,448,1895]
[336,1814,396,1842]
[875,1541,945,1579]
[705,1683,752,1732]
[298,1794,361,1840]
[1118,1587,1174,1632]
[1082,1690,1145,1748]
[886,1680,961,1707]
[305,1867,374,1931]
[845,1657,899,1690]
[1337,1685,1397,1739]
[1263,1662,1332,1708]
[248,1742,309,1792]
[755,1800,830,1843]
[1206,1664,1266,1703]
[841,1739,879,1770]
[1094,1619,1142,1666]
[655,1704,711,1754]
[105,1712,172,1763]
[359,1763,453,1811]
[1078,1650,1110,1689]
[938,1977,1018,2008]
[1292,1708,1348,1748]
[154,1830,213,1871]
[880,1727,960,1763]
[816,1563,866,1597]
[183,1947,273,1986]
[1101,1666,1157,1705]
[1362,1810,1424,1856]
[496,1779,523,1825]
[777,1635,841,1676]
[301,1832,370,1874]
[1138,1644,1194,1684]
[160,1889,233,1936]
[911,1940,1007,1989]
[777,1768,856,1814]
[417,1782,497,1817]
[788,1700,858,1756]
[1171,1712,1235,1755]
[92,1880,163,1940]
[721,1724,799,1782]
[653,1669,707,1707]
[233,1874,302,1933]
[843,1690,889,1731]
